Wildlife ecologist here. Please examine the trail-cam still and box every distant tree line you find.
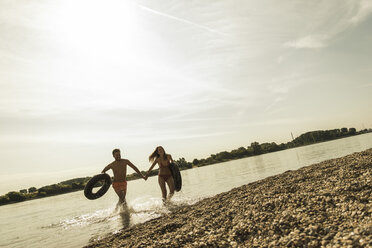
[0,179,90,206]
[188,127,368,167]
[0,127,370,206]
[286,127,358,148]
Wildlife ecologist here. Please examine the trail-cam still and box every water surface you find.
[1,133,371,248]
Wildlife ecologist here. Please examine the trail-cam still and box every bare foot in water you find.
[115,200,128,212]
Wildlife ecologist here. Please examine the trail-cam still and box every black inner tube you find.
[170,162,182,192]
[84,173,112,200]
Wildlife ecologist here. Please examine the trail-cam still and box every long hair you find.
[149,146,167,163]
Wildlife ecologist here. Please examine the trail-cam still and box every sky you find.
[0,0,372,193]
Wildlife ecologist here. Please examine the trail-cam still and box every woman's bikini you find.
[158,157,172,181]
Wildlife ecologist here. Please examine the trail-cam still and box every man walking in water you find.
[101,149,146,205]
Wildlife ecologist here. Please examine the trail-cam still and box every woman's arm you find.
[168,154,174,163]
[145,159,158,178]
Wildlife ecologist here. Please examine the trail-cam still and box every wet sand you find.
[85,149,371,247]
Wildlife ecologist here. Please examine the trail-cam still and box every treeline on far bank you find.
[182,127,370,168]
[1,127,370,206]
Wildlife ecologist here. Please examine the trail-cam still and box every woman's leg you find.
[165,177,175,200]
[158,176,167,201]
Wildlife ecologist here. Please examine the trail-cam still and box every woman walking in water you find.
[145,146,175,202]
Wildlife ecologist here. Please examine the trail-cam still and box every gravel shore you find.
[85,149,372,247]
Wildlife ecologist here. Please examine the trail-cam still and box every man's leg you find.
[114,186,127,205]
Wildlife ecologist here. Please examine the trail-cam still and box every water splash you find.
[43,207,118,229]
[43,194,199,231]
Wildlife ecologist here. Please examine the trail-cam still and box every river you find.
[0,133,371,248]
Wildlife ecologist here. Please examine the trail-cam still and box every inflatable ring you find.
[84,173,112,200]
[169,162,182,192]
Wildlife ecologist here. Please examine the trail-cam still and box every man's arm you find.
[101,163,112,173]
[127,160,146,180]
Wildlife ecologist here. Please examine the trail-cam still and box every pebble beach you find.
[85,149,372,247]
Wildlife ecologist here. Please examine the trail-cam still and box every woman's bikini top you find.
[159,157,170,168]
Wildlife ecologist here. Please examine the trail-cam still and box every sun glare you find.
[47,0,139,57]
[37,0,185,111]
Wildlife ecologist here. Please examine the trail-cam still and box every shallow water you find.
[0,133,371,248]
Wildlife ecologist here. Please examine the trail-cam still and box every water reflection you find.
[119,209,130,229]
[294,149,301,165]
[252,155,266,173]
[116,202,130,229]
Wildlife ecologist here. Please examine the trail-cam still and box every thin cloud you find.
[112,129,235,143]
[284,0,372,50]
[264,97,284,112]
[136,4,228,37]
[237,118,310,128]
[350,0,372,24]
[284,35,327,49]
[158,131,235,141]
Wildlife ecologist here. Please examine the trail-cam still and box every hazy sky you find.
[1,0,372,193]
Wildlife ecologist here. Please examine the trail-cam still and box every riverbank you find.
[85,148,372,247]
